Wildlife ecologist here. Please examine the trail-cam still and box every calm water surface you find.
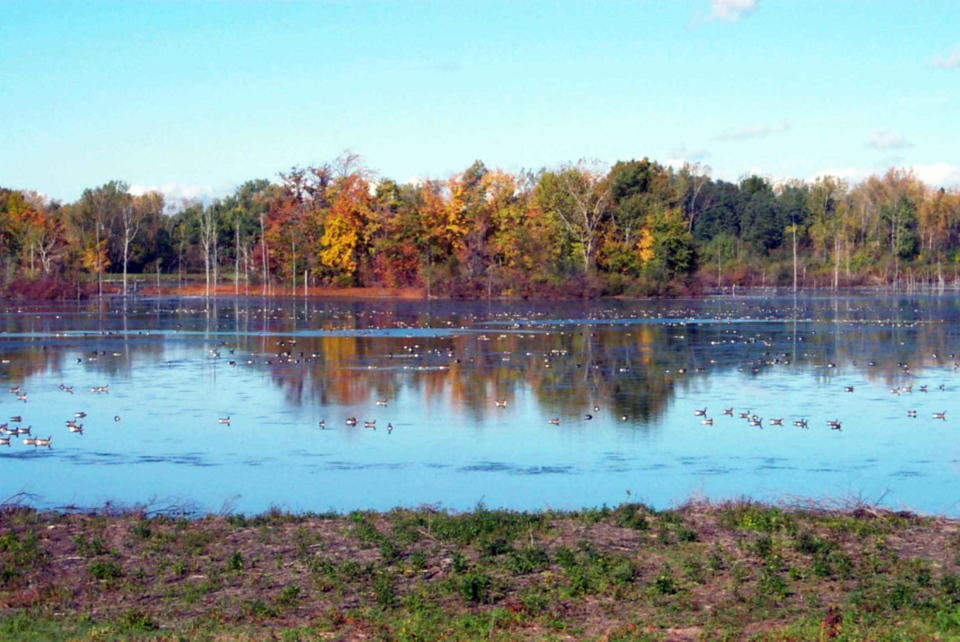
[2,294,959,515]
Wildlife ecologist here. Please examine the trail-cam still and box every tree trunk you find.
[122,235,129,297]
[96,221,103,299]
[260,213,268,297]
[235,220,240,297]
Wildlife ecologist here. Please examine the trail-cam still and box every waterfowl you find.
[919,385,928,393]
[0,437,9,446]
[739,411,751,419]
[693,408,707,417]
[907,410,917,418]
[8,386,20,394]
[386,423,394,433]
[375,400,388,407]
[18,426,30,435]
[114,416,120,422]
[10,416,21,423]
[770,418,783,426]
[318,419,326,429]
[620,415,628,421]
[827,419,842,430]
[75,412,86,419]
[548,417,561,425]
[345,417,358,426]
[793,419,808,428]
[494,400,507,408]
[843,386,854,393]
[364,420,376,428]
[22,437,37,446]
[933,411,947,420]
[584,414,593,420]
[701,418,714,426]
[722,407,734,416]
[749,417,763,428]
[34,436,51,448]
[218,417,231,425]
[16,393,27,402]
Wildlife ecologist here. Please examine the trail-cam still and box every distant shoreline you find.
[5,277,960,302]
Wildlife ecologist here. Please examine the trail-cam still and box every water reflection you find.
[1,295,959,514]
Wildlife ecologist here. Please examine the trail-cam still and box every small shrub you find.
[89,560,123,580]
[409,551,427,571]
[451,551,468,574]
[651,564,678,595]
[374,572,396,608]
[226,551,244,572]
[116,609,158,632]
[131,521,152,540]
[458,570,491,603]
[276,584,301,608]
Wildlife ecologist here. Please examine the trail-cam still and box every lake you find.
[1,294,958,516]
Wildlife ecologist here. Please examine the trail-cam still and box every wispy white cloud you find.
[128,182,229,209]
[930,44,960,69]
[432,60,463,72]
[714,122,788,142]
[810,163,960,189]
[664,146,711,170]
[912,163,960,187]
[667,145,711,163]
[708,0,757,22]
[864,131,912,150]
[810,167,871,183]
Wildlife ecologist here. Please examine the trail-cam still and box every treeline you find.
[2,153,960,298]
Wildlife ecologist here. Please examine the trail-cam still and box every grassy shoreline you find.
[2,500,960,640]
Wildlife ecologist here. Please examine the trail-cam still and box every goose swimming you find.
[218,417,231,425]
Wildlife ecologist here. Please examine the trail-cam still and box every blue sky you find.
[2,0,959,203]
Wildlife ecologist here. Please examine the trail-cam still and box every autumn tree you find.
[536,162,611,277]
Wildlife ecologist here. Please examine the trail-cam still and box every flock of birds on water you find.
[0,382,116,450]
[2,299,960,453]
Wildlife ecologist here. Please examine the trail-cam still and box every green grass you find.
[2,501,960,640]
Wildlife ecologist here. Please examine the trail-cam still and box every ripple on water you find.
[890,470,924,478]
[457,461,574,475]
